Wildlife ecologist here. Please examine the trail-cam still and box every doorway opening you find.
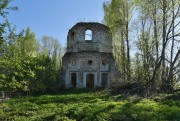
[101,73,108,87]
[86,74,94,88]
[71,73,77,87]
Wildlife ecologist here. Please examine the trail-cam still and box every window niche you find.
[101,73,108,87]
[85,29,92,41]
[88,60,93,65]
[71,32,75,40]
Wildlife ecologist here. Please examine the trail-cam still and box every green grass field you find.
[0,89,180,121]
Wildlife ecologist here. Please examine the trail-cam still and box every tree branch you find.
[164,57,171,63]
[173,69,180,75]
[166,4,180,40]
[173,63,180,70]
[172,49,180,66]
[168,33,180,40]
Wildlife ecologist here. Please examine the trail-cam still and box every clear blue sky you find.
[8,0,106,46]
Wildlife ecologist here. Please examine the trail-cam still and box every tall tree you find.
[104,0,180,93]
[134,0,180,93]
[103,0,133,81]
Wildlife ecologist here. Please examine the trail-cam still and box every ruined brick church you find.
[61,22,115,88]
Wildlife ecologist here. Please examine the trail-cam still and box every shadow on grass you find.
[30,88,103,96]
[164,91,180,101]
[3,89,180,121]
[10,88,112,105]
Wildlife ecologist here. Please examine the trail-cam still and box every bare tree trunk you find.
[122,31,126,82]
[153,4,159,60]
[166,50,180,92]
[126,19,131,81]
[165,0,179,92]
[161,0,167,86]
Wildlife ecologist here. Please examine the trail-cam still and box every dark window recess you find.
[88,60,93,65]
[101,73,108,87]
[71,73,77,87]
[71,32,75,40]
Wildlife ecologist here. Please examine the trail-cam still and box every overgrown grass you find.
[0,89,180,121]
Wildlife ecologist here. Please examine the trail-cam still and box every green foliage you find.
[0,90,179,121]
[0,27,63,95]
[0,55,33,93]
[0,0,18,46]
[0,28,38,94]
[0,0,63,95]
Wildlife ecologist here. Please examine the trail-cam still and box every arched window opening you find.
[85,30,92,41]
[71,32,75,40]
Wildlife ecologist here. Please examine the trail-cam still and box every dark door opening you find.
[86,74,94,88]
[101,73,108,87]
[71,73,77,87]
